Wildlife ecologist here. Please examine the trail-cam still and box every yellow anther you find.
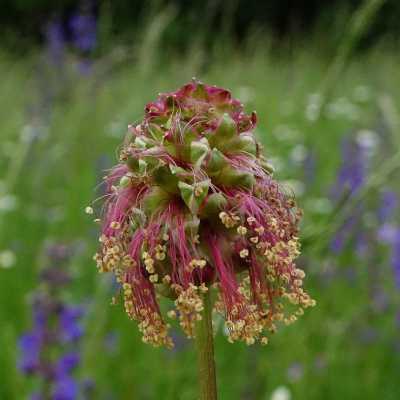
[155,252,166,261]
[247,216,256,224]
[245,337,255,345]
[261,337,269,345]
[85,206,93,214]
[144,258,155,273]
[237,226,247,235]
[219,211,228,220]
[255,226,265,235]
[149,274,158,283]
[167,310,177,319]
[239,249,249,258]
[194,186,203,197]
[110,221,121,230]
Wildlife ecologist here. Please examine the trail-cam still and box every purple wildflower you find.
[45,18,65,65]
[18,243,89,399]
[56,353,81,375]
[378,190,397,223]
[18,333,42,374]
[53,374,79,400]
[335,136,367,196]
[330,136,368,253]
[303,149,316,186]
[69,8,97,53]
[30,394,43,400]
[60,305,85,342]
[391,230,400,289]
[330,215,357,254]
[377,223,397,244]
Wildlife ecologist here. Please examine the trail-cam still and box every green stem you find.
[195,289,218,400]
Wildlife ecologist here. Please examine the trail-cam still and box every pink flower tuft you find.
[92,79,315,347]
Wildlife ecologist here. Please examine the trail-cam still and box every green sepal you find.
[260,159,275,175]
[134,137,148,149]
[126,157,139,171]
[169,164,187,176]
[180,128,199,162]
[153,165,179,194]
[126,157,147,173]
[163,142,178,158]
[129,207,146,229]
[184,216,200,237]
[119,175,131,188]
[147,123,164,141]
[190,138,210,168]
[232,134,257,155]
[217,168,255,189]
[208,113,236,147]
[192,82,208,100]
[142,186,171,214]
[138,159,147,174]
[199,192,228,219]
[178,180,210,214]
[206,148,228,175]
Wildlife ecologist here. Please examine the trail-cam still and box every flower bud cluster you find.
[92,80,315,347]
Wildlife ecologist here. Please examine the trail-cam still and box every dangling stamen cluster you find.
[91,79,315,348]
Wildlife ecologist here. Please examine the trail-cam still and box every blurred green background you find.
[1,0,400,399]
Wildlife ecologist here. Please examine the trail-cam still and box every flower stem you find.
[195,289,218,400]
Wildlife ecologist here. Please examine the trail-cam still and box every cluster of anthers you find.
[90,79,315,348]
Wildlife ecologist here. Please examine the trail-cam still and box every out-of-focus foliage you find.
[1,0,400,51]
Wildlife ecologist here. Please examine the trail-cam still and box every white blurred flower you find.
[280,100,295,117]
[20,124,45,143]
[282,180,305,197]
[356,129,379,151]
[377,223,397,244]
[0,194,18,212]
[46,206,66,223]
[107,120,126,138]
[353,85,371,102]
[268,157,284,173]
[270,386,291,400]
[85,206,94,214]
[0,250,16,269]
[305,93,322,122]
[290,144,308,164]
[236,86,255,103]
[325,97,360,121]
[272,125,300,142]
[287,362,304,383]
[306,197,332,214]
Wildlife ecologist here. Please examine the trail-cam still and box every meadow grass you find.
[1,33,400,399]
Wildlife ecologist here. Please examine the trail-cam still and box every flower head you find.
[94,80,315,347]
